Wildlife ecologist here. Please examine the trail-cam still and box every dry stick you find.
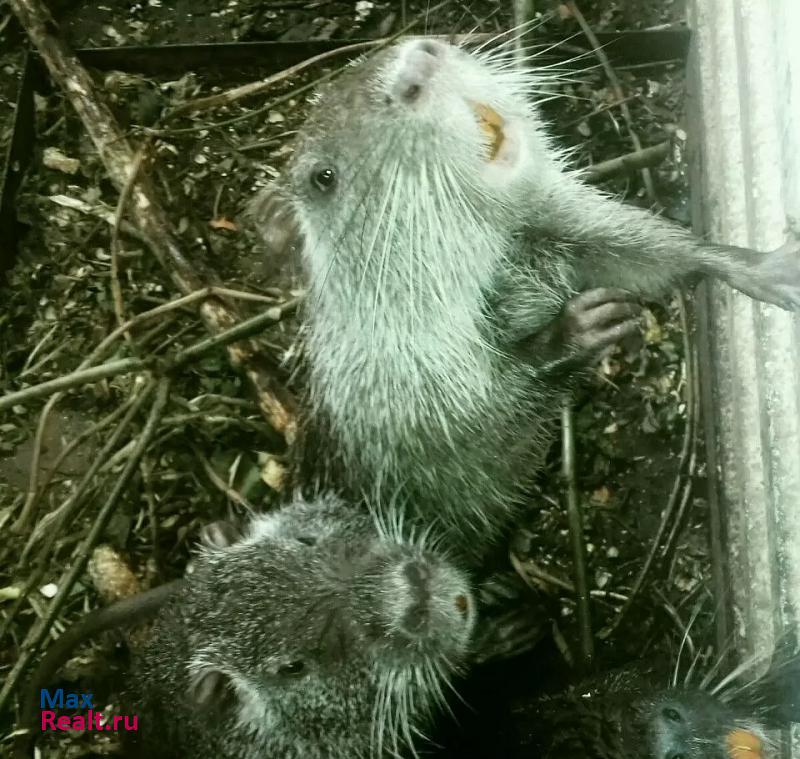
[562,400,595,669]
[663,469,696,572]
[511,551,575,594]
[139,457,161,574]
[598,295,698,641]
[1,294,301,453]
[512,0,536,63]
[164,23,490,126]
[191,444,254,512]
[565,0,657,199]
[110,143,151,343]
[165,39,382,119]
[8,0,296,443]
[0,380,171,715]
[0,383,157,647]
[584,140,670,183]
[48,194,150,244]
[14,394,61,536]
[19,381,157,567]
[153,10,465,138]
[20,324,59,375]
[11,287,216,532]
[512,2,595,664]
[0,563,48,673]
[0,357,150,417]
[662,316,701,572]
[14,392,141,550]
[170,296,301,368]
[564,0,696,637]
[562,93,640,130]
[18,342,69,380]
[9,290,297,532]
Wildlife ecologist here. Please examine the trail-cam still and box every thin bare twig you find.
[19,324,59,375]
[191,444,254,512]
[584,141,670,183]
[598,294,698,640]
[8,0,296,441]
[140,457,161,574]
[512,0,537,63]
[511,551,575,594]
[0,358,150,417]
[156,21,490,138]
[12,392,140,541]
[0,378,170,714]
[165,40,383,120]
[565,0,656,199]
[663,319,701,572]
[1,295,301,427]
[9,287,211,532]
[111,144,151,343]
[169,296,302,368]
[20,380,157,566]
[168,23,495,117]
[562,400,595,669]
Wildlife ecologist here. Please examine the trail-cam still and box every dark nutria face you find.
[183,495,475,757]
[281,38,554,290]
[626,690,765,759]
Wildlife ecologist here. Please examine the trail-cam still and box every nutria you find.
[508,649,800,758]
[254,37,800,566]
[120,493,475,759]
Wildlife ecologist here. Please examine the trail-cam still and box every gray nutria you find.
[121,493,474,758]
[508,648,800,758]
[253,37,800,566]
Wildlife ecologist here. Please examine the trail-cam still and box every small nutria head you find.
[141,494,474,758]
[274,38,557,295]
[622,689,765,759]
[531,654,800,759]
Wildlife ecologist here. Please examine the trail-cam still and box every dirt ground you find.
[0,0,724,756]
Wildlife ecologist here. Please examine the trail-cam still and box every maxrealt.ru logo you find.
[39,689,138,732]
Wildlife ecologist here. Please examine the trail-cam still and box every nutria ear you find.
[189,668,235,712]
[199,520,242,549]
[246,183,304,262]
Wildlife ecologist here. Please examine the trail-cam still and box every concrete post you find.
[687,0,799,753]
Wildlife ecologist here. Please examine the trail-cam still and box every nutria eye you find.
[663,707,684,723]
[278,660,305,676]
[312,167,336,192]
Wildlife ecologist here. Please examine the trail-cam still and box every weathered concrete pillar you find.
[688,0,800,751]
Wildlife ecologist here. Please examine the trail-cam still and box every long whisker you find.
[710,648,774,698]
[470,13,554,57]
[672,602,703,688]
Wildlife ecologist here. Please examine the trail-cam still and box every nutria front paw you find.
[515,288,642,375]
[558,288,642,358]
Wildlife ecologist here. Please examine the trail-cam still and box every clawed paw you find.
[560,288,642,361]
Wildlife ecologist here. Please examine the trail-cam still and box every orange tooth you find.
[726,729,762,759]
[471,101,506,161]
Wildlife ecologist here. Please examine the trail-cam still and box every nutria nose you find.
[394,39,444,104]
[401,560,432,632]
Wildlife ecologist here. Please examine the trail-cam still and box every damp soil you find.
[0,1,719,756]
